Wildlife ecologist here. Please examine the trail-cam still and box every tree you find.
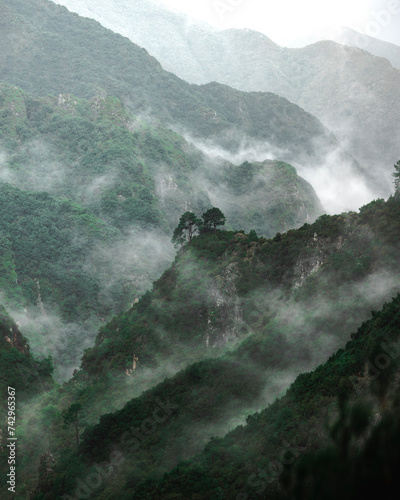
[171,211,202,247]
[393,160,400,192]
[63,403,84,448]
[201,207,226,232]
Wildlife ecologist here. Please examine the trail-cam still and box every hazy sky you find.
[159,0,400,46]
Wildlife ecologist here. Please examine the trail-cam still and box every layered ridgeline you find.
[0,0,369,213]
[0,83,322,378]
[0,84,322,235]
[11,194,398,499]
[53,0,400,195]
[133,292,400,500]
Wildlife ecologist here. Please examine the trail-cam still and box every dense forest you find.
[0,0,399,499]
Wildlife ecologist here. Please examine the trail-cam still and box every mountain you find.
[134,292,400,499]
[1,2,399,498]
[52,0,400,194]
[0,0,370,214]
[10,194,399,499]
[54,0,216,83]
[0,304,53,396]
[0,83,323,379]
[292,26,400,69]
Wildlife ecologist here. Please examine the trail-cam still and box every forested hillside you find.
[0,1,399,499]
[134,293,400,499]
[53,0,400,194]
[0,82,323,378]
[0,0,363,179]
[0,304,53,397]
[3,194,397,499]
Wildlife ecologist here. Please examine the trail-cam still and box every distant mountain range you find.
[291,25,400,69]
[0,0,371,213]
[1,2,400,499]
[53,0,400,194]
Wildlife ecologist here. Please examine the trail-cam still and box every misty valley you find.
[0,0,400,499]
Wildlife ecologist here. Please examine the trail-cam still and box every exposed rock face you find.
[292,233,340,289]
[206,263,243,347]
[0,306,30,356]
[291,213,362,289]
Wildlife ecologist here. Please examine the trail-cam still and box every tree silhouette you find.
[63,403,84,448]
[172,211,202,247]
[201,207,226,232]
[393,160,400,192]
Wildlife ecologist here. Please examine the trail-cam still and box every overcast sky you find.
[158,0,400,46]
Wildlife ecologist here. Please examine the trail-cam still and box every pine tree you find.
[201,207,226,232]
[171,211,201,247]
[392,160,400,192]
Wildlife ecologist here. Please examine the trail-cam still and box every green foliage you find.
[0,182,113,319]
[63,403,84,447]
[0,0,337,164]
[36,356,54,377]
[172,211,202,247]
[131,295,400,499]
[0,304,53,396]
[201,207,226,232]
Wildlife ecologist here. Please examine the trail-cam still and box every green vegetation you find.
[172,211,202,247]
[0,83,325,379]
[8,194,397,499]
[63,403,84,448]
[201,207,226,232]
[129,294,400,499]
[0,2,399,498]
[27,262,400,499]
[0,0,341,163]
[172,208,227,247]
[0,182,115,318]
[0,304,53,397]
[0,84,322,239]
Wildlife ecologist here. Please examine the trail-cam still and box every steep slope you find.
[0,304,56,500]
[134,293,400,499]
[0,0,360,181]
[54,0,216,82]
[54,0,400,194]
[0,83,324,379]
[0,81,325,383]
[0,182,127,380]
[0,83,322,235]
[17,194,400,499]
[0,304,53,396]
[80,195,400,379]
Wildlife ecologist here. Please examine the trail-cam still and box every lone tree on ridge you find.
[201,207,226,232]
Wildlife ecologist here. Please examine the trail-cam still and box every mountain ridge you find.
[50,0,400,193]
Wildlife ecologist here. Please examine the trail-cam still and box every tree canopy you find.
[171,211,202,247]
[172,208,227,247]
[201,207,226,232]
